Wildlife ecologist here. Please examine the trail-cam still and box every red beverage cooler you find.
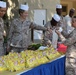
[57,43,67,53]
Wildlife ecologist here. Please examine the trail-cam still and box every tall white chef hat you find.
[19,4,29,11]
[0,1,6,8]
[56,4,62,9]
[53,14,60,22]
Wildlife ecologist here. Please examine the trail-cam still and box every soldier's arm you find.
[43,24,52,46]
[2,20,6,37]
[7,20,14,47]
[61,18,69,38]
[42,35,52,46]
[61,22,68,38]
[30,22,48,31]
[61,30,69,38]
[60,30,76,46]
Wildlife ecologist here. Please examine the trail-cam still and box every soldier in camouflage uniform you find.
[43,14,60,46]
[0,1,6,56]
[7,4,49,52]
[56,16,76,75]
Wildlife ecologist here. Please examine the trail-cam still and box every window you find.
[62,5,68,16]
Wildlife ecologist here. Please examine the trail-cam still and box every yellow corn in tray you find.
[0,57,8,71]
[21,50,34,58]
[36,54,49,65]
[46,49,62,60]
[3,52,26,72]
[25,55,38,68]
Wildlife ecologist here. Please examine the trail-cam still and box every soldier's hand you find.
[47,40,52,47]
[47,28,52,34]
[3,30,6,37]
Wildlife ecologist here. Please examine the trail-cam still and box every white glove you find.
[58,27,63,32]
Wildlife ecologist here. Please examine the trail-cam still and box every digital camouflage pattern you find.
[8,18,47,52]
[43,21,59,46]
[62,29,76,75]
[42,21,53,46]
[0,18,5,56]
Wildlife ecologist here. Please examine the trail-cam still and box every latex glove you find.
[58,27,63,32]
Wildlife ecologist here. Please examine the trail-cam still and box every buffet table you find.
[17,55,66,75]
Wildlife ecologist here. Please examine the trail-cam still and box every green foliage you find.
[28,44,42,50]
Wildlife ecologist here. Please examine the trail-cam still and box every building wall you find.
[73,2,76,15]
[61,1,72,16]
[7,0,60,22]
[61,0,76,16]
[7,0,76,21]
[19,0,60,22]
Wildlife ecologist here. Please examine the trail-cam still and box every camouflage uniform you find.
[61,29,76,75]
[0,18,5,56]
[43,21,58,46]
[8,18,47,52]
